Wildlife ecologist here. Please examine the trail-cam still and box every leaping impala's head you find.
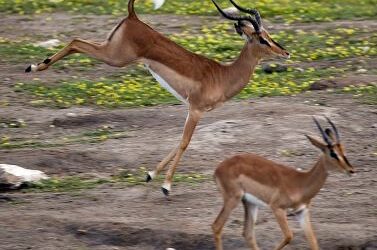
[212,0,290,59]
[306,117,355,176]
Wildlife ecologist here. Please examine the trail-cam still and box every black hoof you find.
[161,187,169,196]
[145,173,152,183]
[25,65,32,73]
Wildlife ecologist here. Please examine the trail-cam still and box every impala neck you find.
[225,43,261,98]
[300,155,329,201]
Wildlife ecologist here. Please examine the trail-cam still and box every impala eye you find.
[330,150,339,160]
[259,37,271,47]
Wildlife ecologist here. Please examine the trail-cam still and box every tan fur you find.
[26,0,289,194]
[212,133,355,250]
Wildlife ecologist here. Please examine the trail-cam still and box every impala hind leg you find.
[242,199,260,250]
[212,197,241,250]
[25,38,126,73]
[160,109,202,195]
[272,208,293,250]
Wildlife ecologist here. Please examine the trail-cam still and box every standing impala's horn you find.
[313,117,332,146]
[229,0,261,26]
[325,116,340,143]
[211,0,261,33]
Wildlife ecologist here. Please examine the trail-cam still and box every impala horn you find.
[211,0,261,34]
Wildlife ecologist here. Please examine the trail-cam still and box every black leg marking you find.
[43,58,51,64]
[25,65,32,73]
[161,187,169,196]
[146,173,152,183]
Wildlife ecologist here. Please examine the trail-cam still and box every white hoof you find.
[161,183,171,196]
[148,171,156,179]
[31,64,38,72]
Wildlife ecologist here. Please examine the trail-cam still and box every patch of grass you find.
[0,118,26,128]
[342,84,377,105]
[0,128,128,149]
[14,67,347,107]
[0,0,376,23]
[25,176,109,192]
[3,25,375,69]
[15,66,348,108]
[9,24,377,108]
[25,170,210,192]
[170,25,377,63]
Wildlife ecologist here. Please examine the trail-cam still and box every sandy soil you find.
[0,13,376,250]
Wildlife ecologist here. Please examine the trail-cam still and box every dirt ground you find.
[0,13,376,250]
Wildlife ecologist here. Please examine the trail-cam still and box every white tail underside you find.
[152,0,165,9]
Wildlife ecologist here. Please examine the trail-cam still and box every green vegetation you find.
[342,84,377,105]
[10,24,376,108]
[169,25,377,63]
[0,0,376,23]
[0,128,128,149]
[25,170,209,192]
[15,67,349,108]
[0,118,26,128]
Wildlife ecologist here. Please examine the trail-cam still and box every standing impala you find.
[212,117,355,250]
[25,0,290,195]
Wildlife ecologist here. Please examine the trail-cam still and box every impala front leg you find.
[25,38,116,73]
[297,208,319,250]
[146,146,179,182]
[161,109,202,195]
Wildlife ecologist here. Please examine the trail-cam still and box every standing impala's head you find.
[212,0,290,59]
[306,117,355,176]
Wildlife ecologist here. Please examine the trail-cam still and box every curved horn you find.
[313,117,332,145]
[325,116,340,143]
[211,0,260,33]
[229,0,261,26]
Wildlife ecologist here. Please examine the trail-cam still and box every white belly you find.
[145,64,188,104]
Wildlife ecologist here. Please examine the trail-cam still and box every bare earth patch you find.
[0,13,376,250]
[0,91,376,250]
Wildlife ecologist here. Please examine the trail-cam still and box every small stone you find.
[36,39,60,49]
[65,112,78,117]
[77,229,88,235]
[356,68,367,73]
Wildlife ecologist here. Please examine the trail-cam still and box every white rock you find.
[0,164,48,188]
[357,68,367,73]
[65,112,78,117]
[36,39,61,49]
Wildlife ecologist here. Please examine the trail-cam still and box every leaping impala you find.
[212,117,355,250]
[25,0,290,195]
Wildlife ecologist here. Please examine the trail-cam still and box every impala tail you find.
[128,0,165,17]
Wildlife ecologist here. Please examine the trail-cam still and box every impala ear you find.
[306,135,327,151]
[234,23,243,36]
